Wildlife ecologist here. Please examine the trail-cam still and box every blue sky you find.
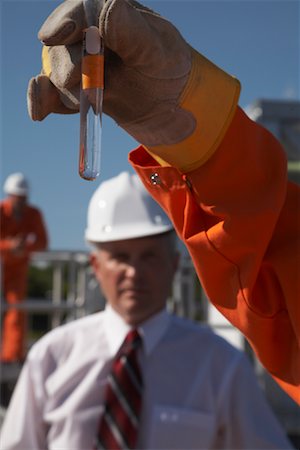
[1,0,299,250]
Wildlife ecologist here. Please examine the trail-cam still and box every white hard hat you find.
[85,172,173,242]
[3,173,29,196]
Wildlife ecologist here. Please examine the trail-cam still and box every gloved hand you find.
[28,0,240,171]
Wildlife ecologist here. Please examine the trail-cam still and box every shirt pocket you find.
[148,405,216,449]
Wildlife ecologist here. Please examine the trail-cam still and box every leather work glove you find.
[28,0,240,172]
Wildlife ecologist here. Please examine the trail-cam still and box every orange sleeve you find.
[129,106,300,404]
[0,204,14,253]
[0,240,15,253]
[25,208,49,253]
[0,238,14,252]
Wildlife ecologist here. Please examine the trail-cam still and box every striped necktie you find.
[95,329,143,449]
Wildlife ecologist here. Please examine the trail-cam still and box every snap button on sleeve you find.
[150,173,162,185]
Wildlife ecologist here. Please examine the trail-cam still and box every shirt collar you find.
[103,305,170,358]
[139,309,170,356]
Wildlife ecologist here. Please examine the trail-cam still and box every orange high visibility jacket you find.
[129,106,300,405]
[0,199,48,265]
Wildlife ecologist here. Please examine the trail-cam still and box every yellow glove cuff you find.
[42,46,52,77]
[145,49,241,172]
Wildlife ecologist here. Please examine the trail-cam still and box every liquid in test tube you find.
[79,26,104,181]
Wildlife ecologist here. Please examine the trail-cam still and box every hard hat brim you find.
[85,222,174,243]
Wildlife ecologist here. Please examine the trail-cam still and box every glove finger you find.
[100,0,191,79]
[39,0,190,79]
[27,75,78,121]
[38,0,87,46]
[42,44,82,89]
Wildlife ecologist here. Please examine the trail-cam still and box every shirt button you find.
[150,173,161,185]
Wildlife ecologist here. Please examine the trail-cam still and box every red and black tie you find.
[95,329,143,449]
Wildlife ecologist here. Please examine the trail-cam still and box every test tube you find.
[79,25,104,181]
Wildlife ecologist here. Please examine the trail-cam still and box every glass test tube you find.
[79,26,104,181]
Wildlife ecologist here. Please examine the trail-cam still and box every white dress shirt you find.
[0,306,292,449]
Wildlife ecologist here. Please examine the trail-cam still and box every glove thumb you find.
[27,75,78,121]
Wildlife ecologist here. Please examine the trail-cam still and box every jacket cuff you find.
[145,49,241,172]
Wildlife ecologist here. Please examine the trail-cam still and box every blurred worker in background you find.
[0,173,48,363]
[27,0,300,404]
[0,172,293,449]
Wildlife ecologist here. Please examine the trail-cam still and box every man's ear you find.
[90,251,104,286]
[89,252,100,274]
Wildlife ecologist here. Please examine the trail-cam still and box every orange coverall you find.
[129,106,300,405]
[0,199,48,362]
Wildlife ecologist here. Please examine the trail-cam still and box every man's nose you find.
[124,261,140,278]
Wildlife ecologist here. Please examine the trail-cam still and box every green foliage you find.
[27,266,53,298]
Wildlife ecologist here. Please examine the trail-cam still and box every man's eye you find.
[143,252,157,262]
[112,253,128,262]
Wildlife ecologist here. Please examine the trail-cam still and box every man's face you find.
[90,233,179,326]
[9,194,27,211]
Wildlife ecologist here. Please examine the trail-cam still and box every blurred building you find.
[245,98,300,183]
